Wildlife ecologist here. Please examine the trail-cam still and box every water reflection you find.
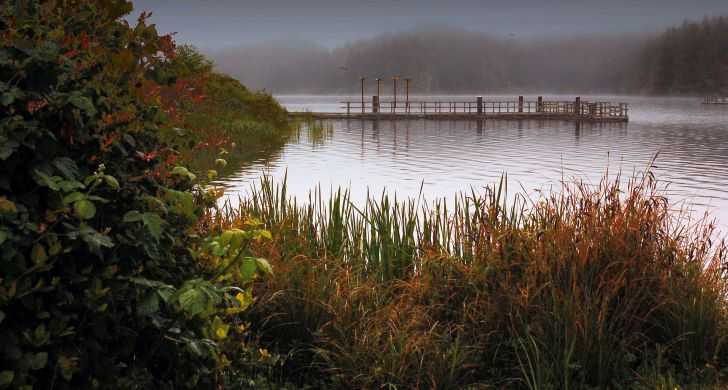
[215,96,728,228]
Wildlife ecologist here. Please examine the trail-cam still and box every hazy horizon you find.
[130,0,728,49]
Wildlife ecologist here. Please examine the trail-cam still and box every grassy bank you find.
[207,173,728,388]
[154,45,293,180]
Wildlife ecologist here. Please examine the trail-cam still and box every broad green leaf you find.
[31,243,48,265]
[1,91,14,106]
[52,157,80,180]
[255,258,273,275]
[68,93,96,116]
[165,189,196,219]
[63,192,85,205]
[57,179,85,192]
[138,292,160,316]
[123,210,143,222]
[240,258,258,280]
[0,138,19,160]
[29,352,48,370]
[170,166,196,181]
[177,288,208,318]
[141,212,164,240]
[74,200,96,220]
[0,371,13,387]
[214,158,227,168]
[127,277,174,290]
[78,224,114,251]
[33,170,61,191]
[103,175,119,190]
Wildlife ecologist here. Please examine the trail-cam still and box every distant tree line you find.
[210,17,728,95]
[639,16,728,95]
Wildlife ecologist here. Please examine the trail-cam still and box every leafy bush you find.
[0,2,273,389]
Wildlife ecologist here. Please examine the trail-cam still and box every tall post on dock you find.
[376,78,381,98]
[392,76,399,112]
[360,77,365,114]
[518,96,524,113]
[405,78,410,113]
[575,96,581,118]
[372,95,379,113]
[537,96,543,113]
[477,96,483,114]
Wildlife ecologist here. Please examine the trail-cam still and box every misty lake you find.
[214,95,728,228]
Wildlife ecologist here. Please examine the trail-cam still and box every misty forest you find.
[214,17,728,95]
[2,1,728,390]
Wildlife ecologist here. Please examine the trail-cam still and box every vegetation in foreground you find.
[0,1,286,389]
[210,173,728,388]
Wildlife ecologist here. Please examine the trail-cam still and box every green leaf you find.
[138,292,160,316]
[53,157,80,180]
[1,91,15,106]
[34,170,61,191]
[103,175,119,190]
[141,212,164,240]
[0,138,19,160]
[29,352,48,370]
[74,200,96,220]
[78,224,114,251]
[240,258,258,280]
[63,192,85,205]
[0,371,13,387]
[170,166,196,181]
[255,258,273,275]
[164,189,196,219]
[123,210,143,222]
[68,92,96,116]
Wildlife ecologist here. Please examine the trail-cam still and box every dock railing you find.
[704,96,728,104]
[341,97,628,121]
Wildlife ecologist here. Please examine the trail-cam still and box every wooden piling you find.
[372,95,379,113]
[537,96,543,113]
[518,96,524,113]
[477,96,483,114]
[360,77,365,114]
[575,97,581,117]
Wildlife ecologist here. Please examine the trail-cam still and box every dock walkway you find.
[291,97,629,123]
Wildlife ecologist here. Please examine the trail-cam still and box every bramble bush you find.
[0,1,273,389]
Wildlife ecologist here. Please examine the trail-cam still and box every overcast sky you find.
[129,0,728,49]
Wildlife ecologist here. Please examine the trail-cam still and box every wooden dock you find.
[704,96,728,104]
[290,96,629,123]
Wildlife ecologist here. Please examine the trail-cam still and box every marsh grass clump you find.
[206,172,728,389]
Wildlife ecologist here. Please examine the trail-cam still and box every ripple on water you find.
[215,95,728,230]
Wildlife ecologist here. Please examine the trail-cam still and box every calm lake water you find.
[215,95,728,228]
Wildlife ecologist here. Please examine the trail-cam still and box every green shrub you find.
[0,2,272,388]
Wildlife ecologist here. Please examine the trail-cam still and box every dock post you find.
[575,97,581,117]
[346,101,350,115]
[392,76,399,112]
[405,78,410,113]
[372,95,379,113]
[477,96,483,114]
[537,96,543,113]
[518,96,524,113]
[360,77,365,114]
